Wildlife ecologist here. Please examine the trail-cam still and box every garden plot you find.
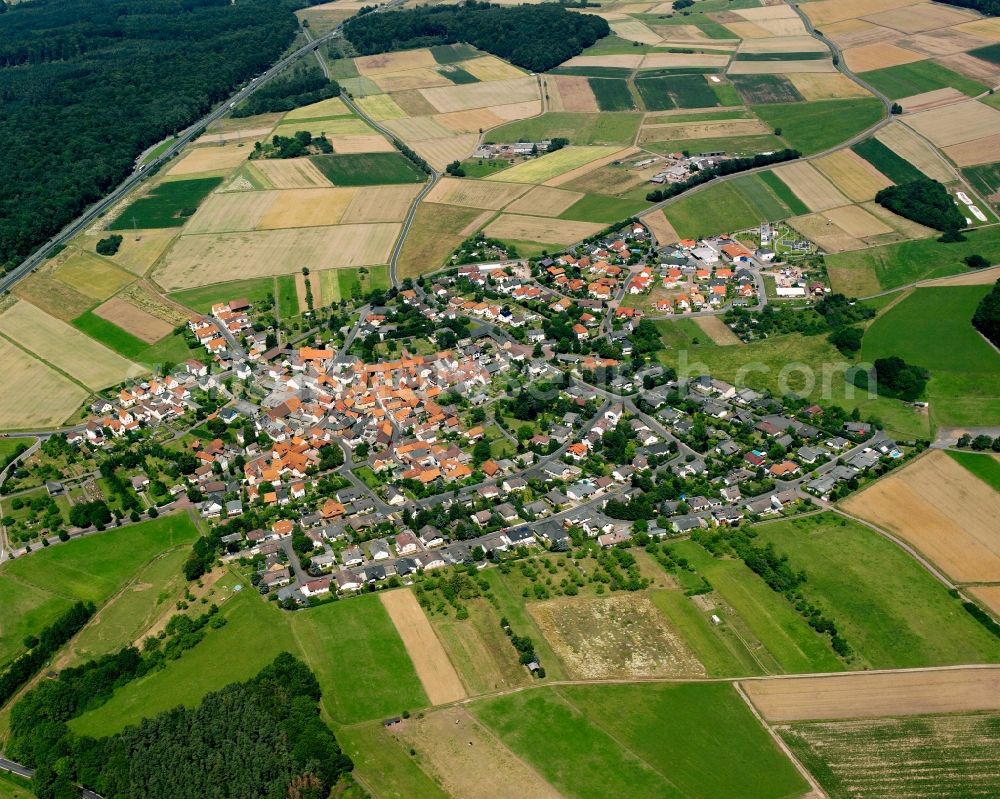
[167,143,251,176]
[93,298,173,344]
[504,186,584,217]
[773,161,851,211]
[527,594,704,679]
[0,300,143,389]
[813,150,894,202]
[425,178,529,210]
[843,43,927,72]
[419,77,539,113]
[248,158,331,189]
[788,72,877,99]
[841,450,1000,583]
[483,214,601,246]
[874,121,953,181]
[155,224,401,289]
[0,338,88,429]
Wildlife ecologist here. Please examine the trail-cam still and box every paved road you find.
[0,758,101,799]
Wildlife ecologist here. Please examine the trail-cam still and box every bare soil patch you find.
[93,297,173,343]
[640,208,679,245]
[552,75,599,113]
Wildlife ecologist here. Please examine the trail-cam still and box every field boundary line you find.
[733,681,828,799]
[0,330,95,397]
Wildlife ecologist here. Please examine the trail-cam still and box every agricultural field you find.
[396,203,488,279]
[634,74,725,110]
[860,59,988,100]
[946,450,1000,493]
[485,146,624,185]
[665,173,799,239]
[72,311,156,360]
[587,77,635,111]
[0,337,88,430]
[731,74,803,104]
[108,177,222,230]
[963,161,1000,209]
[168,276,277,314]
[311,153,427,186]
[52,249,133,301]
[753,98,885,155]
[852,137,927,184]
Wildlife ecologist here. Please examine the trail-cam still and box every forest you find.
[0,0,305,272]
[233,61,340,117]
[343,1,610,73]
[973,278,1000,348]
[939,0,1000,16]
[874,179,966,233]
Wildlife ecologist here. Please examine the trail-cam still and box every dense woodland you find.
[874,179,966,234]
[233,62,340,117]
[939,0,1000,16]
[344,1,610,72]
[0,0,305,271]
[973,278,1000,347]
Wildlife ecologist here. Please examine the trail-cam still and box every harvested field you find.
[609,16,662,46]
[874,122,953,182]
[788,72,874,99]
[827,20,901,49]
[944,132,1000,167]
[0,301,142,389]
[117,283,187,325]
[394,707,560,799]
[823,205,894,237]
[155,224,401,289]
[844,43,926,72]
[694,315,742,345]
[545,146,641,187]
[639,117,770,143]
[841,450,1000,583]
[813,150,894,202]
[969,586,1000,618]
[94,229,178,276]
[274,117,375,140]
[640,208,678,245]
[484,214,601,246]
[529,594,704,679]
[723,21,774,39]
[435,108,504,134]
[904,99,1000,146]
[459,55,526,82]
[184,190,282,234]
[865,2,976,34]
[561,54,644,69]
[396,203,484,279]
[744,667,1000,721]
[551,75,598,112]
[167,143,251,176]
[249,158,331,189]
[356,49,436,75]
[639,52,730,69]
[739,35,828,54]
[282,96,350,120]
[328,134,395,154]
[789,213,864,252]
[340,184,422,223]
[383,115,454,142]
[503,186,583,217]
[728,59,837,74]
[425,178,529,210]
[562,162,649,196]
[419,77,539,114]
[459,210,494,237]
[773,161,851,211]
[903,27,994,58]
[803,0,916,27]
[12,269,93,322]
[957,17,1000,41]
[257,188,357,229]
[486,146,617,185]
[380,589,466,706]
[411,134,480,171]
[937,51,1000,84]
[355,94,408,121]
[0,338,87,429]
[372,68,452,93]
[897,86,968,113]
[93,298,173,344]
[860,200,936,239]
[55,250,133,301]
[484,99,541,121]
[197,124,278,145]
[390,89,439,117]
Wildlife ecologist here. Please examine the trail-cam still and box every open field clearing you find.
[109,176,222,230]
[528,594,704,679]
[382,115,454,142]
[85,228,178,276]
[666,177,791,239]
[755,513,1000,668]
[842,450,1000,583]
[312,152,427,185]
[485,146,620,184]
[946,449,1000,492]
[0,300,141,389]
[559,193,649,224]
[248,158,331,188]
[694,315,743,344]
[781,712,1000,799]
[483,214,601,246]
[504,185,583,217]
[184,190,282,234]
[641,208,679,245]
[788,213,864,252]
[943,131,1000,166]
[551,75,598,111]
[788,72,872,99]
[425,177,529,210]
[487,112,642,147]
[355,93,408,121]
[394,708,560,799]
[397,203,484,279]
[257,187,359,229]
[474,683,811,799]
[380,589,466,706]
[155,224,401,289]
[0,577,70,670]
[54,249,133,300]
[419,77,539,113]
[0,338,87,429]
[813,150,893,202]
[167,143,250,176]
[773,161,851,211]
[754,98,885,154]
[904,99,1000,147]
[93,297,173,343]
[639,117,771,143]
[356,48,437,75]
[875,121,955,181]
[338,723,449,799]
[745,667,1000,722]
[803,0,918,27]
[411,134,481,171]
[340,184,422,223]
[327,134,395,154]
[729,59,836,74]
[282,96,350,120]
[823,204,894,237]
[12,267,93,322]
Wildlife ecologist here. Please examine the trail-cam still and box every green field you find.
[826,225,1000,295]
[322,264,390,301]
[139,331,199,368]
[635,74,721,111]
[549,66,633,79]
[946,449,1000,492]
[0,770,33,799]
[486,111,642,146]
[963,162,1000,210]
[753,99,884,155]
[439,66,479,84]
[755,514,1000,668]
[72,310,151,360]
[859,60,988,101]
[560,193,650,223]
[852,138,926,184]
[311,152,427,185]
[338,722,449,799]
[731,74,803,104]
[473,683,809,799]
[430,43,480,65]
[291,595,429,724]
[666,173,796,238]
[0,437,33,463]
[644,134,789,157]
[276,273,298,319]
[759,170,810,215]
[168,276,276,313]
[587,77,636,111]
[861,286,1000,427]
[782,713,1000,799]
[967,42,1000,66]
[108,177,223,230]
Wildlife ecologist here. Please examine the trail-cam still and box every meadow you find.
[108,177,222,230]
[859,60,988,101]
[72,310,152,360]
[559,193,650,223]
[487,112,642,146]
[311,152,427,185]
[484,146,619,185]
[168,276,276,313]
[665,174,796,238]
[338,722,449,799]
[861,286,1000,428]
[635,74,722,111]
[587,77,635,111]
[946,450,1000,493]
[753,99,884,155]
[754,514,1000,668]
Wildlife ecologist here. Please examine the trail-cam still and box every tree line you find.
[937,0,1000,17]
[645,149,801,204]
[233,61,340,117]
[0,0,304,272]
[874,179,967,236]
[344,1,610,73]
[973,278,1000,349]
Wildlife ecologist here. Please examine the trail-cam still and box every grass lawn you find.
[311,152,427,186]
[69,582,296,737]
[560,193,650,223]
[861,286,1000,428]
[276,274,298,319]
[852,138,926,184]
[0,770,33,799]
[825,225,1000,294]
[168,276,276,313]
[587,77,636,111]
[338,722,448,799]
[946,450,1000,493]
[290,594,428,724]
[753,99,884,155]
[72,310,150,360]
[0,577,71,669]
[860,60,988,100]
[486,112,643,147]
[108,177,222,230]
[755,513,1000,668]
